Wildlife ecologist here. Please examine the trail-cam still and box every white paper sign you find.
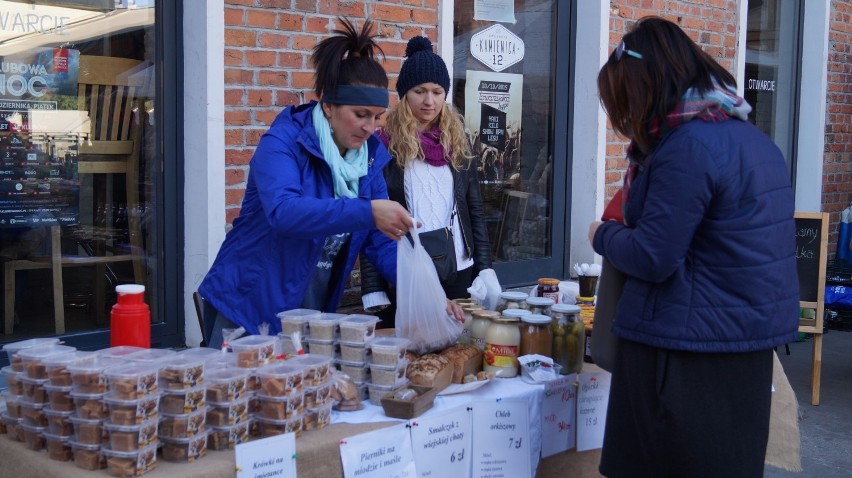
[235,433,296,478]
[541,374,577,457]
[576,371,612,452]
[340,423,418,478]
[409,406,472,478]
[471,398,531,478]
[470,24,525,72]
[473,0,516,24]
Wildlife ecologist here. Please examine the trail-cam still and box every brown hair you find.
[597,16,736,151]
[311,18,388,97]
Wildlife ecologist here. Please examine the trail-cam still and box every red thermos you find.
[110,284,151,348]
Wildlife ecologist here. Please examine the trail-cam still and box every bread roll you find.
[406,354,453,392]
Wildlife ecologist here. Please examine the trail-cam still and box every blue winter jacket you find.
[592,118,800,353]
[199,101,397,335]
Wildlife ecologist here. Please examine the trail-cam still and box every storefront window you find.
[0,0,159,342]
[453,0,559,268]
[745,0,802,172]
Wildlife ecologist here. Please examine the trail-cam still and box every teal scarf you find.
[312,104,368,199]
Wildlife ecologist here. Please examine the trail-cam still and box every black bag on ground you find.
[591,258,627,372]
[415,227,458,283]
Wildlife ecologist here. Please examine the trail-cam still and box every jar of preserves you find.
[470,310,500,351]
[537,278,561,303]
[550,304,584,374]
[525,297,554,317]
[459,305,485,345]
[519,314,553,358]
[575,296,595,323]
[495,291,529,313]
[484,316,521,378]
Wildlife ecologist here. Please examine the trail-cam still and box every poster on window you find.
[473,0,516,24]
[463,70,523,182]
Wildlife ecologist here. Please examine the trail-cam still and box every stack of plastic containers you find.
[67,354,122,471]
[156,352,209,463]
[277,308,322,357]
[337,315,381,402]
[204,366,250,450]
[16,344,77,453]
[366,337,411,405]
[0,340,59,449]
[304,312,348,360]
[215,335,275,442]
[289,354,334,432]
[254,361,305,438]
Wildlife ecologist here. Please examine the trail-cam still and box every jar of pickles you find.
[550,304,584,374]
[495,291,529,313]
[536,278,561,303]
[470,310,500,351]
[525,296,554,317]
[519,314,553,358]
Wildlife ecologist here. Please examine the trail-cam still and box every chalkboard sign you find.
[794,212,828,304]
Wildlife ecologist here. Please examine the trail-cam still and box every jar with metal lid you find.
[519,314,553,358]
[458,305,485,345]
[550,304,584,374]
[501,308,531,319]
[495,291,529,313]
[484,316,521,378]
[470,310,500,351]
[537,278,561,303]
[525,296,554,317]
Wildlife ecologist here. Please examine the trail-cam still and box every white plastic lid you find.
[116,284,145,294]
[367,337,410,352]
[551,304,582,314]
[276,308,322,321]
[502,308,532,318]
[1,338,61,355]
[499,291,529,300]
[339,315,381,326]
[526,296,555,306]
[521,314,552,325]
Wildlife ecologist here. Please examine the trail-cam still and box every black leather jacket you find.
[360,158,493,295]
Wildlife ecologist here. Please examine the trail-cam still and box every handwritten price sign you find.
[541,374,577,457]
[471,398,531,478]
[409,406,472,478]
[576,371,611,452]
[340,423,417,478]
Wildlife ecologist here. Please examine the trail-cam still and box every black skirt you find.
[599,339,773,478]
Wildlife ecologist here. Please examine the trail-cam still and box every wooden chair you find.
[3,55,148,335]
[193,291,206,347]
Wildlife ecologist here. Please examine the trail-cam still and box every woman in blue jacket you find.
[199,19,418,348]
[588,17,799,478]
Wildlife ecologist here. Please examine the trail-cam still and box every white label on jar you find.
[542,292,559,303]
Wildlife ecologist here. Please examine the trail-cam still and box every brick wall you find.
[824,0,852,258]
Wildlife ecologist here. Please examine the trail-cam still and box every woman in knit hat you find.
[360,36,500,327]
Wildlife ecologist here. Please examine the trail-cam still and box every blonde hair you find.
[383,98,471,170]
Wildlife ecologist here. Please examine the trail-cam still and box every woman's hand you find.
[446,299,465,323]
[588,221,604,245]
[372,200,414,241]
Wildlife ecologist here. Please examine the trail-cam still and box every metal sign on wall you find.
[470,24,525,72]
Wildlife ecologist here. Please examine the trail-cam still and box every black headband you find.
[322,85,389,108]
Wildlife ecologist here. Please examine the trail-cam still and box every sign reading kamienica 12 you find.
[470,24,525,72]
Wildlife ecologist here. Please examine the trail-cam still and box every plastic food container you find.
[207,420,250,450]
[159,386,205,415]
[206,397,249,427]
[18,344,77,379]
[2,338,61,372]
[69,440,106,470]
[339,341,371,363]
[367,381,407,406]
[124,348,177,367]
[19,399,48,426]
[160,430,209,463]
[44,407,75,436]
[103,419,158,451]
[2,366,23,395]
[277,308,322,337]
[3,392,22,419]
[103,394,160,425]
[104,362,160,399]
[44,431,74,461]
[247,391,261,415]
[68,357,122,394]
[368,337,410,367]
[19,375,49,403]
[95,346,146,361]
[43,383,75,412]
[2,412,24,442]
[304,338,339,359]
[205,367,249,403]
[355,383,369,401]
[255,362,304,398]
[369,362,408,388]
[338,315,380,344]
[157,356,205,390]
[102,443,157,477]
[303,382,332,409]
[257,393,304,420]
[308,312,346,341]
[69,416,106,445]
[158,408,206,439]
[43,351,94,387]
[178,347,223,364]
[277,333,308,357]
[303,402,332,431]
[337,360,370,383]
[289,354,332,387]
[229,335,277,368]
[20,422,47,450]
[70,391,108,420]
[256,414,303,438]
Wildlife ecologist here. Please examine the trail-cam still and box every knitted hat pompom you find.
[396,36,450,98]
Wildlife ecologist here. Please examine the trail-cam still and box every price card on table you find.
[541,374,578,457]
[576,371,611,452]
[471,398,531,478]
[340,423,417,478]
[235,432,296,478]
[409,405,472,478]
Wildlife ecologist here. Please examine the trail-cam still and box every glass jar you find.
[484,316,521,378]
[459,305,485,345]
[550,304,584,374]
[537,278,561,303]
[519,314,553,358]
[470,310,500,351]
[525,296,554,317]
[495,291,529,313]
[575,296,595,323]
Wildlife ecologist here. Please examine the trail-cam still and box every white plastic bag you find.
[396,223,463,354]
[467,268,503,310]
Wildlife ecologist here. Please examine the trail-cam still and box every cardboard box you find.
[381,385,437,419]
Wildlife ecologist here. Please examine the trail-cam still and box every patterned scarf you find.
[312,104,368,199]
[376,125,450,167]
